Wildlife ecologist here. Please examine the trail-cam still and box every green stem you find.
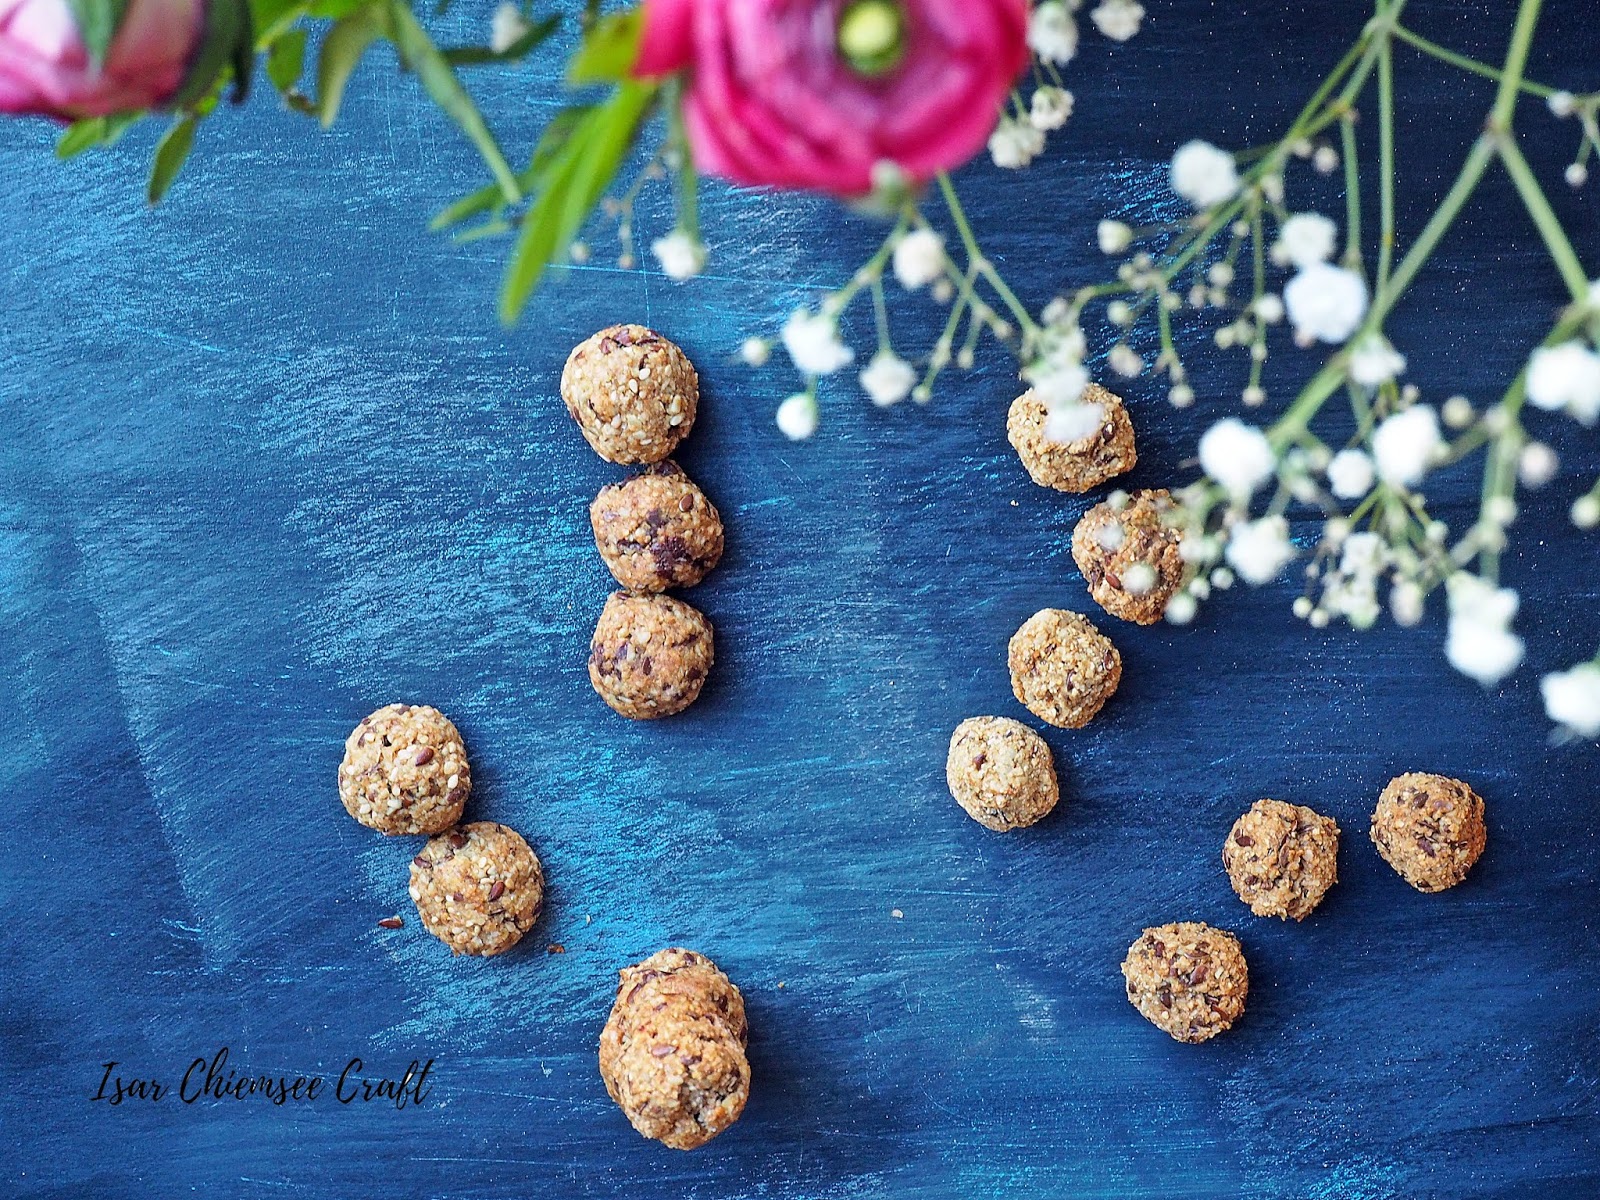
[1377,32,1396,288]
[1341,113,1363,269]
[1390,23,1557,100]
[1491,0,1544,128]
[1495,133,1591,300]
[937,172,1038,336]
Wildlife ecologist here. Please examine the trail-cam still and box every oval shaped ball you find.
[946,716,1059,830]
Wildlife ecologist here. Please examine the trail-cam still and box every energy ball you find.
[1071,488,1186,625]
[1370,772,1487,892]
[1121,921,1249,1043]
[1007,608,1122,729]
[599,948,750,1150]
[338,703,469,835]
[409,822,544,956]
[945,716,1060,831]
[588,591,714,719]
[1223,799,1340,920]
[1007,383,1137,493]
[561,324,698,464]
[590,461,724,592]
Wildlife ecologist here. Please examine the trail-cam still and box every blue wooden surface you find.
[2,2,1598,1197]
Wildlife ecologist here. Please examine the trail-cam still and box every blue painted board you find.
[1,2,1597,1197]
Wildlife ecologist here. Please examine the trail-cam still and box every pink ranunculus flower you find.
[636,0,1030,196]
[0,0,207,119]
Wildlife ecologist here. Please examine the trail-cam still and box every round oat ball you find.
[945,716,1060,831]
[1071,488,1186,625]
[599,948,750,1150]
[409,822,543,956]
[338,703,470,835]
[1007,383,1137,493]
[1223,799,1340,920]
[561,324,698,464]
[1121,921,1249,1043]
[590,461,724,592]
[1370,772,1487,892]
[588,591,714,719]
[1007,608,1122,729]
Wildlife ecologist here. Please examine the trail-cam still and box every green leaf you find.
[430,105,593,231]
[442,14,560,66]
[176,0,255,108]
[65,0,130,67]
[57,111,144,159]
[249,0,307,43]
[316,8,382,127]
[147,116,197,205]
[385,0,522,202]
[499,81,657,324]
[266,28,307,93]
[567,9,641,84]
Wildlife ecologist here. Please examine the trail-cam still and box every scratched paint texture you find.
[2,1,1598,1196]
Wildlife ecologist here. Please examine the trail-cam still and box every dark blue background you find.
[3,2,1597,1197]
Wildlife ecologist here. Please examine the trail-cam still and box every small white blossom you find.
[1312,144,1339,174]
[1444,573,1524,687]
[1391,581,1424,627]
[650,230,707,281]
[1275,212,1338,269]
[1252,293,1285,324]
[989,118,1046,169]
[1108,344,1144,377]
[892,228,945,290]
[1030,87,1074,131]
[1027,0,1079,64]
[1442,394,1475,428]
[858,351,916,407]
[1044,400,1105,443]
[1542,663,1600,738]
[1573,494,1600,528]
[1568,163,1589,189]
[1089,0,1143,41]
[1097,220,1132,255]
[782,310,854,375]
[739,337,771,367]
[1326,448,1375,499]
[1348,335,1407,386]
[1548,90,1576,118]
[1227,516,1295,584]
[1024,334,1090,410]
[1198,418,1275,496]
[775,392,819,440]
[1284,262,1368,344]
[1526,341,1600,424]
[1164,592,1198,624]
[1120,561,1158,595]
[1170,140,1239,210]
[1518,442,1559,488]
[1372,405,1440,488]
[490,2,531,53]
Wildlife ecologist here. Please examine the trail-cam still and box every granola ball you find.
[945,716,1060,831]
[1071,488,1186,625]
[409,822,543,956]
[588,591,714,719]
[561,324,698,464]
[1006,383,1137,493]
[1121,921,1249,1044]
[599,948,750,1150]
[1370,772,1487,892]
[1223,799,1341,920]
[1007,608,1122,729]
[590,461,724,592]
[338,703,469,835]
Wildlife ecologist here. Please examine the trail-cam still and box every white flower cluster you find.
[1444,573,1524,688]
[1526,340,1600,424]
[1542,661,1600,740]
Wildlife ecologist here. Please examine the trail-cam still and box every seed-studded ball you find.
[1223,799,1340,920]
[409,822,543,956]
[1007,608,1122,729]
[1071,488,1186,625]
[588,591,714,719]
[590,461,725,592]
[945,716,1060,831]
[1370,772,1487,892]
[1007,383,1138,493]
[1121,921,1249,1043]
[599,948,750,1150]
[561,324,698,464]
[338,703,469,835]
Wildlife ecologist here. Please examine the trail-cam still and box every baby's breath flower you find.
[1207,262,1234,288]
[989,117,1046,169]
[1391,581,1424,627]
[775,392,819,440]
[1241,384,1265,407]
[1542,662,1600,739]
[1198,418,1275,496]
[1226,516,1295,584]
[1028,0,1079,64]
[1312,144,1339,174]
[1170,140,1240,210]
[1097,220,1133,255]
[1372,405,1440,488]
[782,309,854,375]
[650,230,707,281]
[1030,87,1074,131]
[1274,212,1338,269]
[1090,0,1144,41]
[1284,262,1368,345]
[1518,442,1559,488]
[1044,399,1105,443]
[490,2,531,53]
[892,228,945,290]
[1169,383,1195,408]
[1348,335,1407,386]
[1548,90,1576,118]
[1445,573,1524,686]
[740,337,772,367]
[858,351,916,406]
[1106,299,1133,325]
[1120,561,1158,595]
[1108,344,1144,377]
[1164,592,1198,625]
[1526,341,1600,424]
[1326,448,1375,499]
[1567,163,1590,189]
[1253,293,1285,324]
[1572,494,1600,529]
[1441,394,1475,428]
